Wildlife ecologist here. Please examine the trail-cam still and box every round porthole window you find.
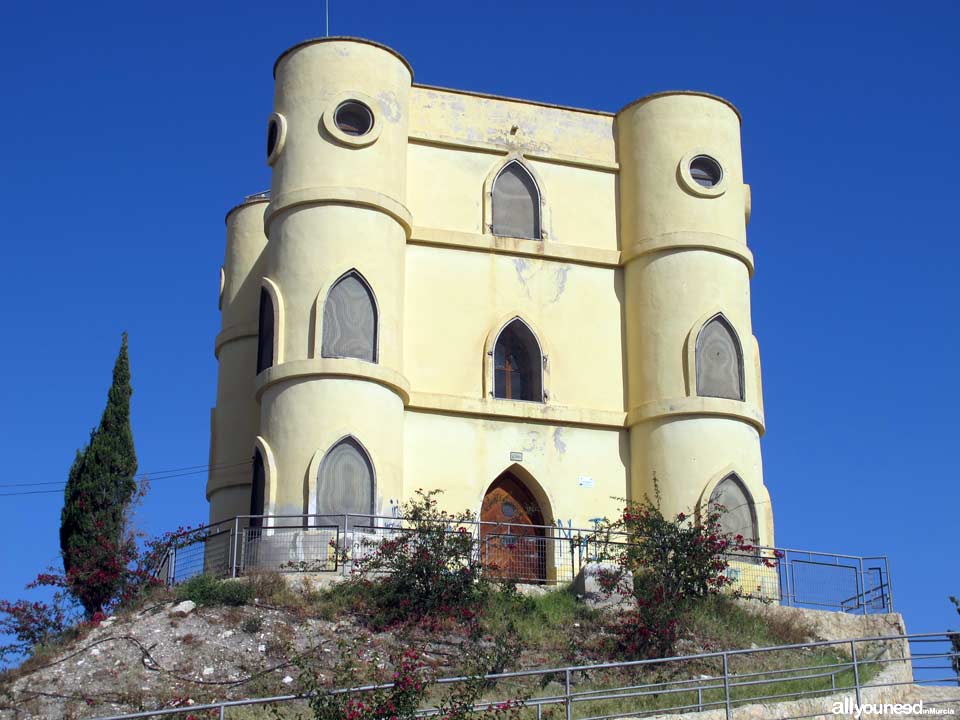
[689,155,723,188]
[501,502,517,518]
[334,100,374,137]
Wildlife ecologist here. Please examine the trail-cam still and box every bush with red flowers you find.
[593,481,754,658]
[345,489,489,629]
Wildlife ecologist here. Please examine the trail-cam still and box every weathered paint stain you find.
[513,257,532,298]
[553,427,567,455]
[378,91,402,123]
[550,265,570,303]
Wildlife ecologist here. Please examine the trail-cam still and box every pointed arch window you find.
[696,314,744,400]
[321,271,377,362]
[256,288,274,374]
[317,437,375,517]
[494,319,543,402]
[709,474,758,545]
[492,161,541,240]
[250,449,265,529]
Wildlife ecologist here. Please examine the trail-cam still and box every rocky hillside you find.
[0,574,912,720]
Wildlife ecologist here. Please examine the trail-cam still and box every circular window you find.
[266,119,279,159]
[334,100,374,137]
[501,502,517,518]
[265,112,287,166]
[689,155,723,188]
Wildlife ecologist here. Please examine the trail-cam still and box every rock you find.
[514,583,549,597]
[572,562,634,609]
[169,600,196,617]
[202,667,214,676]
[282,675,294,685]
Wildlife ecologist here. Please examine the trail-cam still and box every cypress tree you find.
[59,333,138,616]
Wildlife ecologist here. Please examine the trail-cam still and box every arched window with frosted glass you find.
[491,161,541,240]
[256,288,274,374]
[321,271,377,362]
[317,437,375,517]
[493,319,543,402]
[695,314,744,401]
[708,473,758,545]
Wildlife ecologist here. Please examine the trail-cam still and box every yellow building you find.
[207,37,775,573]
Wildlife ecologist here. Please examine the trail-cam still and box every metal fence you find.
[91,632,959,720]
[154,514,893,614]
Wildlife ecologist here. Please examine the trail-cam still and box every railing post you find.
[722,652,732,720]
[783,551,792,607]
[219,703,226,719]
[884,556,895,612]
[341,513,349,576]
[167,546,177,586]
[697,686,703,711]
[564,668,572,720]
[231,516,240,579]
[857,558,867,615]
[851,640,862,706]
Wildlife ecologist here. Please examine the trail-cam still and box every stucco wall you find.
[208,37,775,549]
[404,410,627,528]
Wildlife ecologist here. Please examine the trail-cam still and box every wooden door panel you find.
[480,473,546,582]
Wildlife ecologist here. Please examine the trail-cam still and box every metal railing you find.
[153,513,893,614]
[90,632,959,720]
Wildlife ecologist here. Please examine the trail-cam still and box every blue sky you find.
[1,0,957,649]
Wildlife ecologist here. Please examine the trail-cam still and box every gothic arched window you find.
[321,271,377,362]
[250,449,266,529]
[494,319,543,402]
[317,437,375,517]
[709,474,758,545]
[492,161,541,240]
[696,314,744,400]
[256,288,274,374]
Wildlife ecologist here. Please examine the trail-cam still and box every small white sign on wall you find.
[578,475,594,489]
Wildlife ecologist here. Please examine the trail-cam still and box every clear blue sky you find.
[1,0,957,647]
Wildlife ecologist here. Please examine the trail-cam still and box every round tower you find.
[617,92,774,546]
[254,38,412,523]
[208,197,269,524]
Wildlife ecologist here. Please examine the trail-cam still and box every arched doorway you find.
[480,471,547,583]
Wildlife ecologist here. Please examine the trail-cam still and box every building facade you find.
[208,37,775,568]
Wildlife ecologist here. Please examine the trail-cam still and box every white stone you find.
[282,675,294,685]
[169,600,196,616]
[572,562,634,608]
[202,667,214,676]
[258,643,267,653]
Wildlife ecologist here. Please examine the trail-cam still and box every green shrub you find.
[347,489,488,629]
[175,575,253,607]
[593,480,754,659]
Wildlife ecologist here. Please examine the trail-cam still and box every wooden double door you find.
[480,472,547,583]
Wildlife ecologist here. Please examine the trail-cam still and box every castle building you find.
[208,37,775,575]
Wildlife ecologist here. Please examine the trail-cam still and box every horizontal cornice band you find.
[265,187,413,237]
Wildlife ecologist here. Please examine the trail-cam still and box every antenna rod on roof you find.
[325,0,329,37]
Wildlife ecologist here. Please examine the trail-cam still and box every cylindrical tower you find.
[208,198,269,524]
[254,38,412,521]
[617,92,774,546]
